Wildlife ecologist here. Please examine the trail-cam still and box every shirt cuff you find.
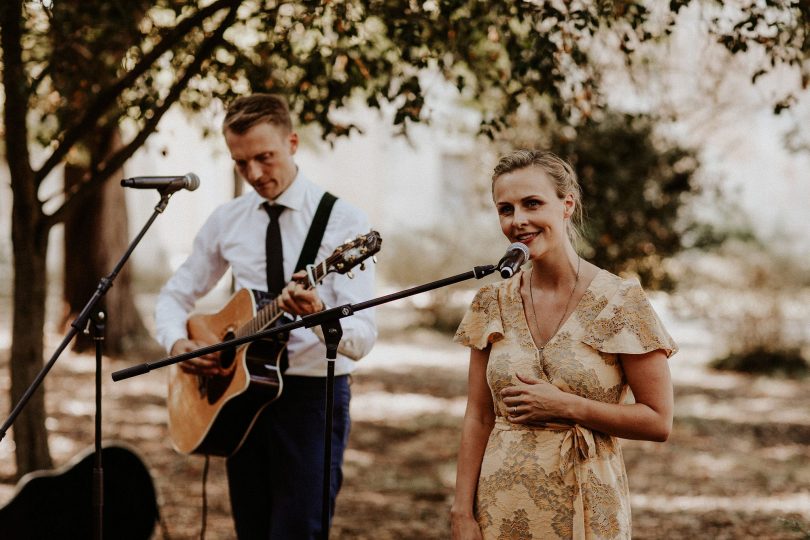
[309,303,368,361]
[160,328,189,354]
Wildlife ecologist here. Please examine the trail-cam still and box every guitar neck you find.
[235,261,329,339]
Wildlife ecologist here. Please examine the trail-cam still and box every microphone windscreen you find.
[509,242,529,259]
[185,173,201,191]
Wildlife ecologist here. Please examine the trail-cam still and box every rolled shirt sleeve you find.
[154,209,230,353]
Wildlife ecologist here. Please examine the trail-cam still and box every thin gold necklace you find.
[529,257,581,351]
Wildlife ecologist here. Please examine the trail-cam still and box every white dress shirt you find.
[154,172,378,376]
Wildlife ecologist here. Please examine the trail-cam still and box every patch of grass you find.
[780,517,810,539]
[711,347,809,378]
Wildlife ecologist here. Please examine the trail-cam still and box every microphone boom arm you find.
[111,264,498,381]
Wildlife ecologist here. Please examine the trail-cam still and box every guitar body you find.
[168,288,286,457]
[0,443,158,540]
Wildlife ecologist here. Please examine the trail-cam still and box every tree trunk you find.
[62,128,155,355]
[9,190,54,476]
[3,0,53,476]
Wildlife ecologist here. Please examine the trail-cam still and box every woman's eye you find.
[497,206,513,216]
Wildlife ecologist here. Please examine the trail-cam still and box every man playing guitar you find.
[154,93,377,539]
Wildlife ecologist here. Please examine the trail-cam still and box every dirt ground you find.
[1,320,809,539]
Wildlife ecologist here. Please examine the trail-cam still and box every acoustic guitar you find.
[167,230,382,457]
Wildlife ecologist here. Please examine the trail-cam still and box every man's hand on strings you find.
[171,338,223,377]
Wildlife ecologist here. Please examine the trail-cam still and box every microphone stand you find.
[111,263,497,539]
[90,309,106,540]
[0,187,178,540]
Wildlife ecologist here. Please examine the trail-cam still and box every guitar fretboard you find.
[234,259,331,340]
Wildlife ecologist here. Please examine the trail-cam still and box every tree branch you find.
[34,0,243,185]
[1,0,42,221]
[45,4,240,229]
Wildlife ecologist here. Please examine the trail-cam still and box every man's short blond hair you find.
[223,93,293,134]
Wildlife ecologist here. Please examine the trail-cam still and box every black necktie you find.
[262,202,286,295]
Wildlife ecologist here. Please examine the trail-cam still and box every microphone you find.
[120,173,200,192]
[497,242,530,278]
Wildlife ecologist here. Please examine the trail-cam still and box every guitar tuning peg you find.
[372,256,378,263]
[347,271,355,279]
[360,262,366,271]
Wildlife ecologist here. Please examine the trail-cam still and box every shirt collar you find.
[252,169,310,212]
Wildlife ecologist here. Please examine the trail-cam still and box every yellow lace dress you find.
[454,268,677,539]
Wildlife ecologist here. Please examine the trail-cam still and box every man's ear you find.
[288,132,299,154]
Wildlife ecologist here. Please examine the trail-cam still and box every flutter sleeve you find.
[582,278,678,357]
[453,284,504,350]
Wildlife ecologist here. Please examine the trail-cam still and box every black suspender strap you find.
[294,191,338,273]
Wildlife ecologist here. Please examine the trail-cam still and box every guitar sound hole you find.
[220,331,237,370]
[196,331,238,405]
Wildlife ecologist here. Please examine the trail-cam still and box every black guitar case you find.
[0,442,159,539]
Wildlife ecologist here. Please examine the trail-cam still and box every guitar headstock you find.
[327,230,382,278]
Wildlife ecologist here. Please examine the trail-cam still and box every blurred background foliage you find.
[672,237,810,378]
[553,112,700,291]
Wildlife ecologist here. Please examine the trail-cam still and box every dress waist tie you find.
[554,422,595,540]
[495,419,596,539]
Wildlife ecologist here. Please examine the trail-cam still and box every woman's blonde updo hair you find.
[492,149,583,246]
